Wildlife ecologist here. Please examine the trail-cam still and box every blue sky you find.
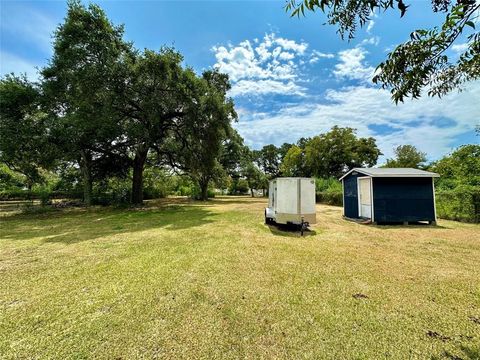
[1,0,478,162]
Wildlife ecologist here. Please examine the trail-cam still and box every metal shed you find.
[339,168,440,224]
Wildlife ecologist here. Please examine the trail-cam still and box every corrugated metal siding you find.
[373,177,435,222]
[343,173,362,218]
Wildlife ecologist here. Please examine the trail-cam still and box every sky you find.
[1,0,479,162]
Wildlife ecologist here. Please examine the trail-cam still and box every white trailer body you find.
[265,178,316,225]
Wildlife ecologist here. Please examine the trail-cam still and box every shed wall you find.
[373,177,435,222]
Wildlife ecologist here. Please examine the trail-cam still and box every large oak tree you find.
[42,1,129,205]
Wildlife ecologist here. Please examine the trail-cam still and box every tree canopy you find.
[41,0,129,205]
[384,145,427,169]
[0,75,56,188]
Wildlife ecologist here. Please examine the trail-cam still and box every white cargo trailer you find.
[265,178,316,228]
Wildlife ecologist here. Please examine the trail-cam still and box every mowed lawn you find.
[1,197,479,359]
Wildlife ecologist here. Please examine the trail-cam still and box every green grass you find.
[1,197,479,359]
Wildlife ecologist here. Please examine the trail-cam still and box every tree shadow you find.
[210,196,267,205]
[0,204,217,245]
[431,344,480,360]
[266,223,317,238]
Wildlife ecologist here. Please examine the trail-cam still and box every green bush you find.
[0,189,29,200]
[315,177,342,192]
[229,178,249,195]
[316,190,343,206]
[37,186,52,206]
[315,177,343,206]
[436,185,480,223]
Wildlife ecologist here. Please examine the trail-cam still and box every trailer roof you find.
[339,168,440,180]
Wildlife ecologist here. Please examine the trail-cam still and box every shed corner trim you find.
[339,168,370,181]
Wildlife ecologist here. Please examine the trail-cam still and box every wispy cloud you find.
[309,50,335,64]
[0,5,56,55]
[451,43,469,53]
[0,51,40,80]
[367,20,375,34]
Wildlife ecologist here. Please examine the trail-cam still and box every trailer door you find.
[300,178,316,215]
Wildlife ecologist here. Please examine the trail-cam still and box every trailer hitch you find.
[300,216,309,236]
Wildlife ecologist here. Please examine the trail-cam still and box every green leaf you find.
[465,21,475,29]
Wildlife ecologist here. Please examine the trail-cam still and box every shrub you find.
[315,177,343,206]
[436,185,480,223]
[0,189,29,201]
[315,177,342,193]
[37,187,52,206]
[229,179,249,195]
[316,190,343,206]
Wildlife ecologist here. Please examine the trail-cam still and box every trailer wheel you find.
[265,210,269,224]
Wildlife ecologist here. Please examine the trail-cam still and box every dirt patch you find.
[468,316,480,325]
[426,330,451,342]
[352,293,369,299]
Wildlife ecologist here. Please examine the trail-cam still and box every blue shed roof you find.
[339,168,440,180]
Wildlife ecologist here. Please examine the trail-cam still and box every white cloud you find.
[229,79,305,97]
[312,50,335,59]
[366,12,378,34]
[360,36,380,46]
[278,52,295,60]
[235,81,480,161]
[333,47,375,82]
[212,32,310,96]
[0,52,40,80]
[274,37,308,54]
[451,43,469,53]
[367,20,375,34]
[309,50,335,64]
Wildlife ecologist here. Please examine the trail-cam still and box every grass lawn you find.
[1,196,479,359]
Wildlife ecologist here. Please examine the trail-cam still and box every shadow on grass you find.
[210,196,267,205]
[0,204,217,245]
[372,222,448,230]
[432,344,480,360]
[266,223,317,238]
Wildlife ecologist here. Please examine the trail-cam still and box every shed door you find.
[358,178,372,219]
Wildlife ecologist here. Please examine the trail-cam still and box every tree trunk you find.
[131,145,148,205]
[80,150,93,206]
[199,179,209,201]
[251,188,254,197]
